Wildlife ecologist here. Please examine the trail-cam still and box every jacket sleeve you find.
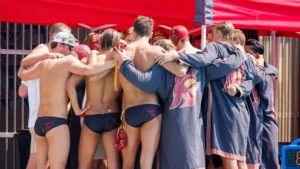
[119,60,165,93]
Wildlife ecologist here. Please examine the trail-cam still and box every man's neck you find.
[181,42,191,49]
[135,36,150,44]
[217,38,230,43]
[101,49,113,55]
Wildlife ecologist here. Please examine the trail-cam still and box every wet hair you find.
[154,39,175,51]
[100,29,121,51]
[245,39,264,55]
[134,16,154,37]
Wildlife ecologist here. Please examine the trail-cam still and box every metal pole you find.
[201,25,206,50]
[13,23,17,169]
[21,24,25,129]
[0,22,2,131]
[5,22,9,169]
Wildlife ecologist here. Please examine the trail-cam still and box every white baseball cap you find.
[53,32,78,47]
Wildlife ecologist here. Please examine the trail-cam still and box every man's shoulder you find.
[150,45,164,54]
[32,44,49,53]
[41,56,69,67]
[126,43,136,51]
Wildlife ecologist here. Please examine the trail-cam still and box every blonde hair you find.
[154,39,175,51]
[214,21,234,40]
[231,29,246,46]
[49,23,71,36]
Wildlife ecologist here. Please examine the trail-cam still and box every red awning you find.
[214,0,300,32]
[196,0,300,32]
[1,0,300,33]
[0,0,199,31]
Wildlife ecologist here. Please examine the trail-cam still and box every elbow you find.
[177,69,187,77]
[20,59,27,67]
[20,56,31,67]
[17,71,25,80]
[80,65,92,76]
[17,70,29,81]
[18,88,28,98]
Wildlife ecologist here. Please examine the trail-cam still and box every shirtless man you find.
[83,33,108,169]
[67,29,122,169]
[119,16,187,169]
[18,23,71,169]
[17,32,115,169]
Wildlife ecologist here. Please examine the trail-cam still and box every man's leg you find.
[78,124,100,169]
[26,128,37,169]
[140,115,162,169]
[221,157,238,169]
[122,121,140,169]
[91,160,101,169]
[91,138,107,169]
[100,160,108,169]
[102,129,119,169]
[35,135,48,169]
[46,124,70,169]
[237,161,248,169]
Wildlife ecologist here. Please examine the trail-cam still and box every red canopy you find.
[0,0,198,31]
[197,0,300,32]
[0,0,300,33]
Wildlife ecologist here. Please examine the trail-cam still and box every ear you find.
[255,53,260,59]
[50,33,57,41]
[132,31,137,39]
[57,43,63,49]
[217,30,222,38]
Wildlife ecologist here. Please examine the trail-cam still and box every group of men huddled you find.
[17,15,279,169]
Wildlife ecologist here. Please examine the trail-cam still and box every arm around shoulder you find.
[66,56,114,76]
[18,63,42,81]
[162,61,188,77]
[21,44,49,67]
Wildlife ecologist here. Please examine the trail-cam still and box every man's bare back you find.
[85,51,122,114]
[38,58,73,118]
[119,40,163,108]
